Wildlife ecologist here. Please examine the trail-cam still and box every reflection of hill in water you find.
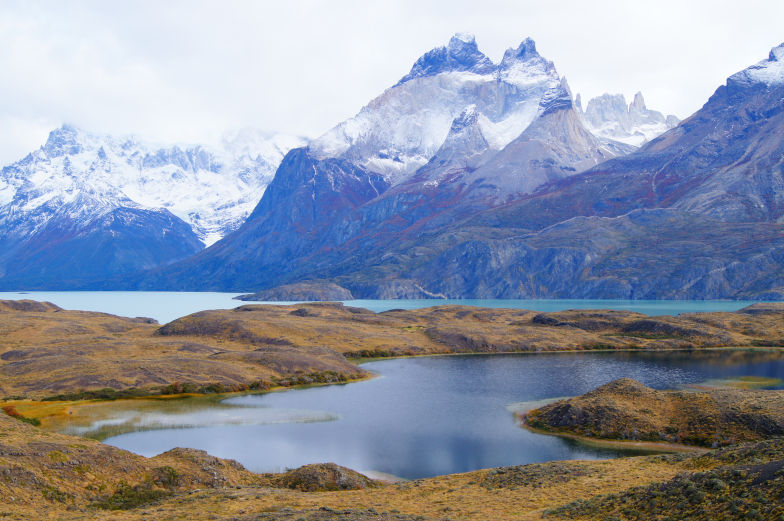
[602,349,784,375]
[54,396,338,440]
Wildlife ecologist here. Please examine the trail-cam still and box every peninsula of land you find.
[1,299,784,400]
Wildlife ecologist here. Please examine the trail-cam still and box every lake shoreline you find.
[12,346,782,431]
[516,412,710,455]
[11,346,784,436]
[0,291,776,324]
[2,299,784,480]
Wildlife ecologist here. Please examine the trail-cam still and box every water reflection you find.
[53,395,337,440]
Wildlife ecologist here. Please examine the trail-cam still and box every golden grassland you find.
[2,299,784,403]
[2,299,784,519]
[2,407,783,521]
[0,408,726,521]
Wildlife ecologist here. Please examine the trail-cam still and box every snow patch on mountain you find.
[577,92,679,147]
[0,126,307,245]
[396,33,495,85]
[729,42,784,86]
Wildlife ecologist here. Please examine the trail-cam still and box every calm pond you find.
[81,350,784,480]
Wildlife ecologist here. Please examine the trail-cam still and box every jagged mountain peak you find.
[497,38,558,89]
[2,126,307,246]
[770,42,784,61]
[397,32,495,85]
[450,104,480,131]
[412,104,491,184]
[312,34,564,184]
[631,91,646,110]
[729,42,784,87]
[450,32,475,43]
[42,124,91,157]
[500,37,540,65]
[47,123,80,138]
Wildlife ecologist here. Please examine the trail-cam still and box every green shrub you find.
[90,481,172,510]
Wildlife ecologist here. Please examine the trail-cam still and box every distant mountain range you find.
[576,91,680,147]
[0,127,305,288]
[2,35,781,299]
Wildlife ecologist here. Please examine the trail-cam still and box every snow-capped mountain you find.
[0,125,307,246]
[132,35,635,292]
[575,92,679,147]
[0,125,306,289]
[133,40,784,301]
[730,43,784,86]
[310,34,569,185]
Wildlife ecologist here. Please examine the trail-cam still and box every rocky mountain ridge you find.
[3,35,774,296]
[130,35,648,292]
[309,34,617,185]
[214,41,784,299]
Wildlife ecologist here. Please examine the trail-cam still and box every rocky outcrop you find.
[275,463,377,492]
[0,300,62,313]
[526,378,784,447]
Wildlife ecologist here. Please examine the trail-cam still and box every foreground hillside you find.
[2,300,784,399]
[519,380,784,520]
[0,300,364,400]
[2,395,784,520]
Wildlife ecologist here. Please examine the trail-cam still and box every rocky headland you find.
[524,378,784,447]
[235,282,354,302]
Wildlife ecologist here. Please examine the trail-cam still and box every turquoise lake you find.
[0,291,771,323]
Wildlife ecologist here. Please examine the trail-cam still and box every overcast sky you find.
[1,0,783,165]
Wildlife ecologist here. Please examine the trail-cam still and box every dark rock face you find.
[135,148,389,291]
